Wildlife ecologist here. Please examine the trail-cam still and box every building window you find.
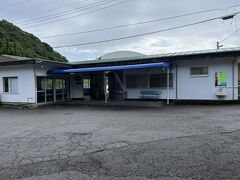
[126,75,148,88]
[83,79,91,89]
[37,77,45,103]
[150,74,173,88]
[37,77,45,91]
[46,79,54,102]
[55,79,65,101]
[190,67,208,76]
[55,79,63,90]
[3,77,18,93]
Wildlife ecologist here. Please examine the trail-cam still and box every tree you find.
[0,20,68,62]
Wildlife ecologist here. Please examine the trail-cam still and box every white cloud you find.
[1,0,239,61]
[60,33,238,62]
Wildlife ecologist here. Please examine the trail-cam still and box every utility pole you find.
[217,14,236,49]
[217,41,223,49]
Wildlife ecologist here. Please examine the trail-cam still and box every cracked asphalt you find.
[1,104,240,179]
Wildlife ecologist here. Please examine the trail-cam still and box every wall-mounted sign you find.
[215,72,227,87]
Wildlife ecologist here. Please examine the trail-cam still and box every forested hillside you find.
[0,20,67,62]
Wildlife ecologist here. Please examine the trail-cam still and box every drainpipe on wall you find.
[175,64,178,101]
[167,68,170,105]
[44,77,47,103]
[33,65,37,105]
[232,57,237,100]
[104,72,108,103]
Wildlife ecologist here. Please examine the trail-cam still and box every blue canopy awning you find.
[48,62,172,74]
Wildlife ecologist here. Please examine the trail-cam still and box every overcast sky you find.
[1,0,240,62]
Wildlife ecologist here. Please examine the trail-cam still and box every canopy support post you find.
[104,72,108,103]
[44,77,47,103]
[113,71,125,91]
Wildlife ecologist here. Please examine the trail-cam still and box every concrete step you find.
[0,103,37,109]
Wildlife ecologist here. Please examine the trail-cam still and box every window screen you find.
[55,79,63,90]
[150,74,173,88]
[46,79,53,90]
[126,75,148,88]
[190,67,208,76]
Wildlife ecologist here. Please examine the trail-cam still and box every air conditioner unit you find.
[216,87,227,96]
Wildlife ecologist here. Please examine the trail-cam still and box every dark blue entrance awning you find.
[48,62,172,74]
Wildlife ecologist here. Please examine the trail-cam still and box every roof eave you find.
[0,59,72,68]
[73,50,240,68]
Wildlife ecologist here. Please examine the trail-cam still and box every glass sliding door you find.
[63,79,69,100]
[46,78,54,102]
[37,76,69,104]
[37,77,46,103]
[56,79,64,101]
[55,79,68,101]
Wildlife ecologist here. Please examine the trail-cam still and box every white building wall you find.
[123,67,177,100]
[123,57,239,101]
[34,64,58,76]
[0,65,36,103]
[176,57,238,100]
[34,67,48,76]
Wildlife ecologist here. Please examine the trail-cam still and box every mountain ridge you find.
[0,20,68,62]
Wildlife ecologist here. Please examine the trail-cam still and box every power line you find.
[18,0,114,25]
[41,5,240,39]
[25,5,240,33]
[52,13,239,48]
[21,0,56,11]
[22,0,131,29]
[3,0,59,22]
[18,0,121,25]
[12,0,66,18]
[220,26,240,43]
[235,12,240,47]
[0,0,34,11]
[16,0,91,22]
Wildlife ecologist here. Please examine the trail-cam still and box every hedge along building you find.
[0,47,240,105]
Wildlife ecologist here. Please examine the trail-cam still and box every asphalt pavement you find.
[0,104,240,179]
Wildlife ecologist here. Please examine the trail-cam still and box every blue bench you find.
[140,90,161,99]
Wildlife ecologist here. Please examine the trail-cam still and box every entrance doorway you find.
[55,79,66,101]
[83,78,91,100]
[46,78,54,102]
[81,71,125,102]
[37,76,69,104]
[89,72,105,100]
[37,77,45,103]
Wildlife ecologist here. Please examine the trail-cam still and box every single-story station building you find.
[0,47,240,105]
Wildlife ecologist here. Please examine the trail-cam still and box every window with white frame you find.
[3,77,18,93]
[126,75,148,88]
[150,74,173,88]
[190,67,208,76]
